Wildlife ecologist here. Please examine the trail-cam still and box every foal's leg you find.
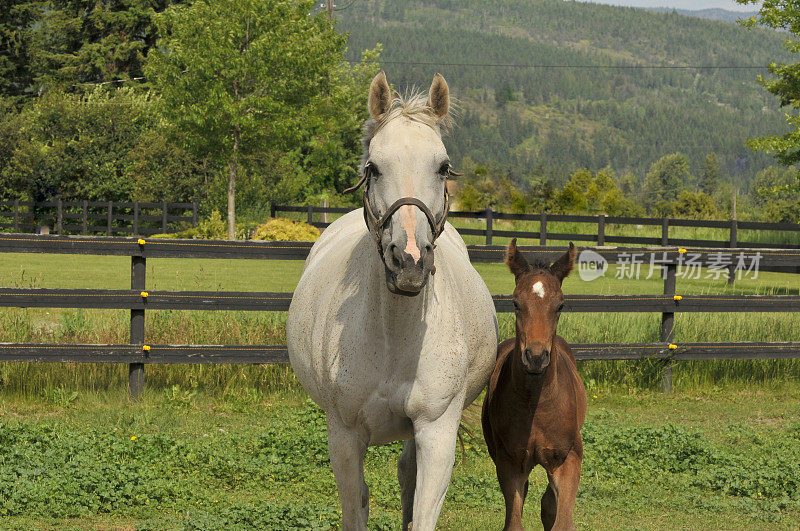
[495,458,529,531]
[327,414,369,531]
[409,397,463,530]
[398,438,417,530]
[541,450,582,531]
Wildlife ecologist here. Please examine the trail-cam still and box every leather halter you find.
[345,165,451,256]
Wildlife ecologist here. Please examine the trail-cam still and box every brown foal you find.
[482,239,587,531]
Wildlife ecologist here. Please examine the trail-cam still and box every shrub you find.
[151,211,227,240]
[251,218,320,241]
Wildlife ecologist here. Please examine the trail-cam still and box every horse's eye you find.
[557,303,565,313]
[367,162,381,178]
[438,161,451,176]
[512,300,520,311]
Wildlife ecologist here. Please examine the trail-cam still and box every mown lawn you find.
[0,384,798,530]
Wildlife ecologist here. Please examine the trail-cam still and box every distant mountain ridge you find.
[645,7,757,23]
[338,0,789,187]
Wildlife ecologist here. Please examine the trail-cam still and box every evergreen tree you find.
[0,1,43,98]
[32,0,184,88]
[699,153,720,194]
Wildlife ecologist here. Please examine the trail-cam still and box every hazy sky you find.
[577,0,756,11]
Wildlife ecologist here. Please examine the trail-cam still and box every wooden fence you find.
[273,204,800,249]
[0,199,199,236]
[2,233,800,396]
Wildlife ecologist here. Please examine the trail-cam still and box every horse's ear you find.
[550,242,577,284]
[505,238,529,281]
[368,71,391,120]
[427,73,449,120]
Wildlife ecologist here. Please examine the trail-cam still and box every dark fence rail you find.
[0,199,199,236]
[273,204,800,250]
[2,234,800,395]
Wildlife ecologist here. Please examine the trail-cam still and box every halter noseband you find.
[345,165,451,256]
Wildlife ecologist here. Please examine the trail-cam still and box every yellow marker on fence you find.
[668,344,678,350]
[673,295,682,301]
[137,238,146,245]
[678,248,687,254]
[140,291,149,298]
[142,345,151,352]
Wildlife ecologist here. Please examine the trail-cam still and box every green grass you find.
[1,247,799,397]
[0,385,798,529]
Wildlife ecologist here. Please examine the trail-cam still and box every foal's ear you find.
[505,238,529,281]
[428,73,450,121]
[550,242,577,284]
[368,71,391,120]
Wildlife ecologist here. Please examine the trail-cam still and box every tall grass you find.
[2,297,798,398]
[1,227,799,398]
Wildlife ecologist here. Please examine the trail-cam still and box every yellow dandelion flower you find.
[131,436,137,441]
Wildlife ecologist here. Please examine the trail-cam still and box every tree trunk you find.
[227,133,239,240]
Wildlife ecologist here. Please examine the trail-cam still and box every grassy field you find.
[1,247,799,395]
[1,239,799,529]
[0,384,798,529]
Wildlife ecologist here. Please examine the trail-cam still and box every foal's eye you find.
[437,161,451,176]
[512,300,520,311]
[556,303,565,313]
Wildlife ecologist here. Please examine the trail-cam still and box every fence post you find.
[107,201,113,236]
[540,212,547,246]
[598,214,606,246]
[82,200,88,235]
[728,218,738,285]
[13,199,18,232]
[270,202,276,219]
[133,201,139,236]
[485,207,493,245]
[192,199,199,226]
[661,262,676,394]
[307,205,313,224]
[661,217,669,246]
[57,199,63,235]
[162,201,168,233]
[130,254,146,398]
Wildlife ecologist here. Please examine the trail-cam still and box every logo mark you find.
[578,250,608,281]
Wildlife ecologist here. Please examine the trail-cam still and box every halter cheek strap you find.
[363,191,450,253]
[345,165,451,258]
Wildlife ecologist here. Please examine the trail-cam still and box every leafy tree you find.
[674,190,719,219]
[145,0,377,238]
[644,153,692,206]
[738,0,800,165]
[749,166,798,205]
[7,87,153,203]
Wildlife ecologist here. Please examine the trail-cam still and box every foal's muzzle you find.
[523,346,551,374]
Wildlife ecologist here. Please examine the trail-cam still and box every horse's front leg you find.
[327,413,369,531]
[409,396,463,530]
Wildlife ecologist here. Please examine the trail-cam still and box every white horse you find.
[287,72,498,530]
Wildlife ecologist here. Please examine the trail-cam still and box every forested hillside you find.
[646,8,757,23]
[338,0,790,190]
